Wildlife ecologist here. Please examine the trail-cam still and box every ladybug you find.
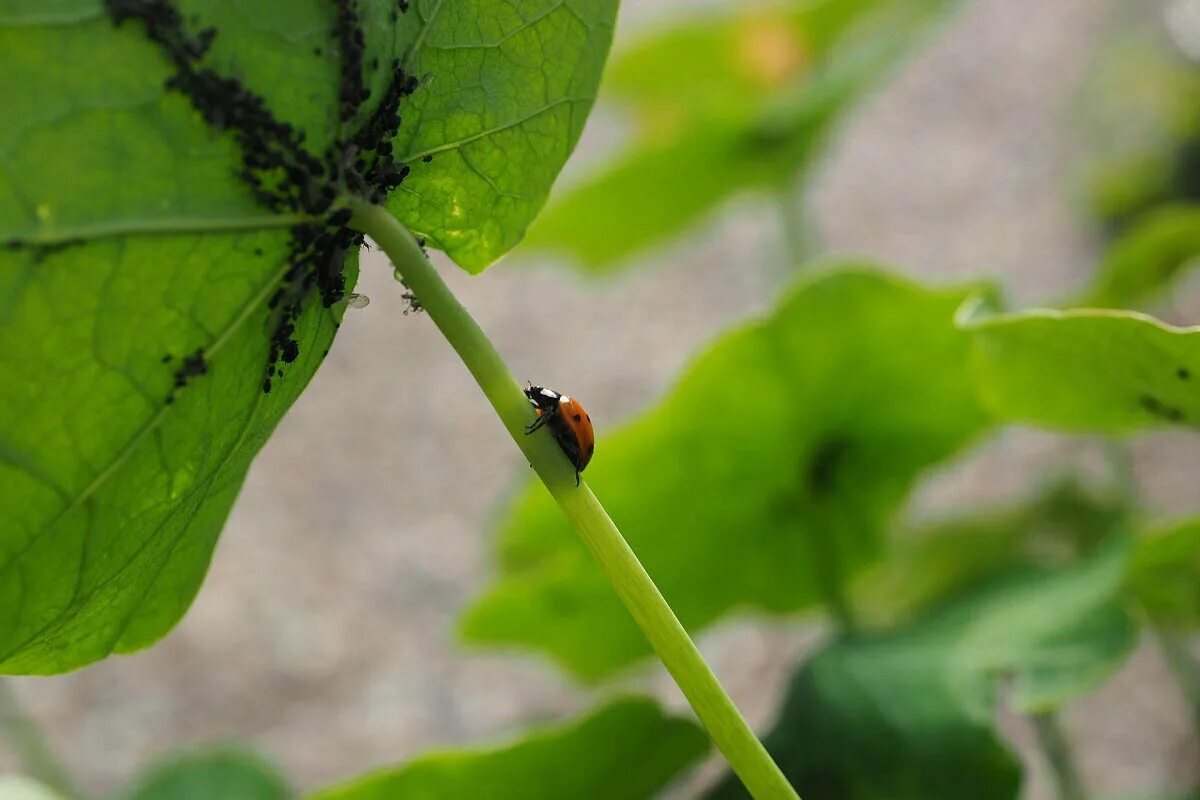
[524,384,595,485]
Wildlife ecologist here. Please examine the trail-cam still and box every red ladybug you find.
[524,384,595,485]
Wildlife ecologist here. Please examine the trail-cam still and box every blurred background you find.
[2,0,1199,796]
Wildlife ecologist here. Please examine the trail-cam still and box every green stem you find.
[1102,440,1137,507]
[776,180,815,272]
[802,523,856,634]
[0,680,78,798]
[350,201,799,800]
[1155,628,1200,734]
[1101,442,1200,737]
[1031,711,1087,800]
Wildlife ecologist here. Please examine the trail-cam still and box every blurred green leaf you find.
[118,747,290,800]
[853,481,1130,627]
[524,0,957,270]
[520,130,763,268]
[0,0,616,673]
[1077,27,1200,230]
[0,776,66,800]
[1127,517,1200,626]
[709,542,1135,800]
[1083,204,1200,308]
[462,267,992,681]
[308,697,708,800]
[963,307,1200,432]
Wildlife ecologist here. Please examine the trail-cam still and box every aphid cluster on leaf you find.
[104,0,423,396]
[165,347,208,403]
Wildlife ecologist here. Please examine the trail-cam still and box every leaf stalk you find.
[349,201,799,800]
[0,679,79,798]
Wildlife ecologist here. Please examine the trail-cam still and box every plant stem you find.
[1155,628,1200,734]
[799,517,856,634]
[1100,443,1200,738]
[0,679,78,798]
[776,180,814,272]
[350,201,799,800]
[1101,439,1137,507]
[1031,711,1087,800]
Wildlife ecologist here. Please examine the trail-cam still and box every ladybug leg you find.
[575,468,581,487]
[524,406,556,434]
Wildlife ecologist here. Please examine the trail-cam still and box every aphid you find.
[107,0,426,391]
[344,292,370,309]
[524,384,595,485]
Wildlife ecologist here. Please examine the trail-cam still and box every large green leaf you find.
[1077,26,1200,231]
[962,306,1200,432]
[0,0,615,270]
[522,0,957,271]
[462,267,992,681]
[1082,204,1200,308]
[709,543,1136,800]
[0,234,354,673]
[1127,516,1200,627]
[0,0,616,673]
[117,747,290,800]
[308,697,708,800]
[852,480,1130,627]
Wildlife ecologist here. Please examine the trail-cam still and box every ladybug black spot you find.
[573,413,582,422]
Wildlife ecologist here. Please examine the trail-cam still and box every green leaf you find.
[962,306,1200,432]
[1076,28,1200,230]
[0,235,355,674]
[709,543,1135,800]
[520,129,766,269]
[117,746,290,800]
[523,0,957,271]
[852,480,1130,627]
[1127,517,1200,627]
[307,697,708,800]
[1082,204,1200,308]
[462,267,992,681]
[0,0,615,270]
[0,0,616,673]
[0,776,67,800]
[386,0,618,271]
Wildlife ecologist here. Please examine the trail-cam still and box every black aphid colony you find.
[104,0,419,395]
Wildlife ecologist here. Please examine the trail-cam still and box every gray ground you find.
[4,0,1200,797]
